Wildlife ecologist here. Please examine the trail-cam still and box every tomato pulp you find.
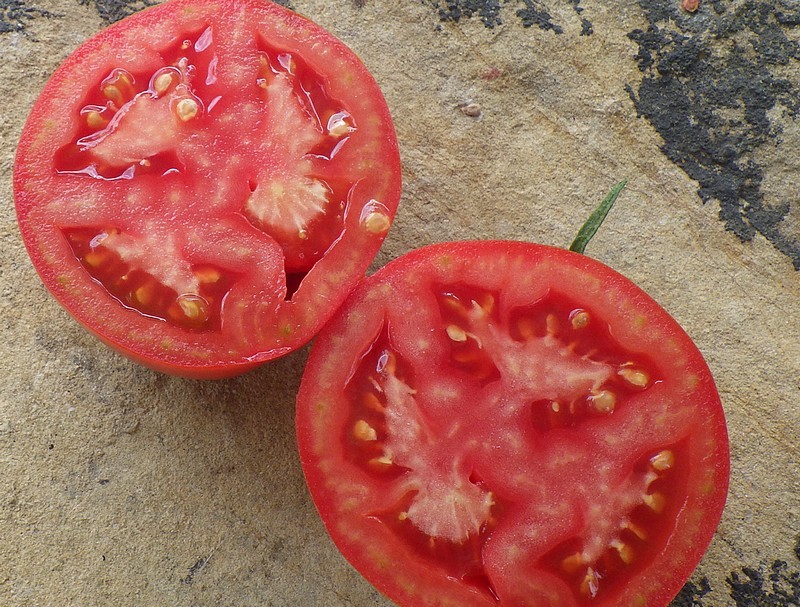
[14,0,401,377]
[297,241,729,607]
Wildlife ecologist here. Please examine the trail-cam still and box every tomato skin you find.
[14,0,401,378]
[297,241,729,607]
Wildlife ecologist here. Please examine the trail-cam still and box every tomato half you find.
[297,241,729,607]
[13,0,401,378]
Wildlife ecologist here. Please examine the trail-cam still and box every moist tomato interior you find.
[14,0,401,376]
[298,241,729,607]
[339,287,685,603]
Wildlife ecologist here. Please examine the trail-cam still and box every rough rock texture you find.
[1,0,798,606]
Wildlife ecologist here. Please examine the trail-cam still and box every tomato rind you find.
[297,240,729,607]
[14,0,401,378]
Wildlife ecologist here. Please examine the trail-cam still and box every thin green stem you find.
[569,180,627,254]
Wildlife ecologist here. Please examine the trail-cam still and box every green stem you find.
[569,180,627,254]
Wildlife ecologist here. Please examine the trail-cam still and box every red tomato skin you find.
[297,241,729,607]
[14,0,401,378]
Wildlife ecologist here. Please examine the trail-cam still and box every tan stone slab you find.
[1,1,798,606]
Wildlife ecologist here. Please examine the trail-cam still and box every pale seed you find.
[369,454,393,468]
[610,539,634,564]
[175,98,199,122]
[194,268,221,283]
[83,251,105,268]
[643,492,666,513]
[650,450,675,471]
[622,520,648,541]
[590,390,616,413]
[362,211,391,235]
[177,294,208,322]
[153,72,175,94]
[570,309,590,329]
[352,419,377,441]
[446,324,468,342]
[102,84,123,106]
[86,111,107,129]
[619,367,649,388]
[134,284,155,306]
[327,112,351,137]
[561,553,584,574]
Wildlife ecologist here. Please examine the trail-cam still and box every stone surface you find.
[1,0,798,606]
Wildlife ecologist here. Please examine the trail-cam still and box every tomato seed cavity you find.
[64,227,233,331]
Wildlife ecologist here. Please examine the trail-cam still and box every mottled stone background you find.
[1,0,798,606]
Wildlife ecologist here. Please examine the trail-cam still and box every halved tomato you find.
[14,0,401,378]
[297,241,729,607]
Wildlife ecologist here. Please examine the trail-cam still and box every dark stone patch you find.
[671,577,712,606]
[627,0,800,269]
[514,0,561,33]
[78,0,293,24]
[181,555,211,585]
[77,0,155,24]
[425,0,504,28]
[727,560,800,606]
[668,552,800,606]
[422,0,591,34]
[0,0,57,35]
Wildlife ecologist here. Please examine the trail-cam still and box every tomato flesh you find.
[14,0,401,377]
[297,241,729,607]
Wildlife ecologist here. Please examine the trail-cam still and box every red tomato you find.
[297,241,729,607]
[14,0,401,378]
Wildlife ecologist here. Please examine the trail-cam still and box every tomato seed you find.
[362,210,391,235]
[560,552,584,574]
[643,492,666,513]
[517,317,536,339]
[327,111,352,137]
[134,283,156,306]
[610,539,634,564]
[85,110,108,129]
[369,454,393,469]
[622,519,648,541]
[83,250,107,268]
[649,450,675,471]
[589,390,616,413]
[446,325,468,342]
[353,419,378,441]
[570,309,590,329]
[176,293,209,322]
[175,97,199,121]
[102,84,124,107]
[194,267,222,283]
[153,71,175,95]
[619,367,649,388]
